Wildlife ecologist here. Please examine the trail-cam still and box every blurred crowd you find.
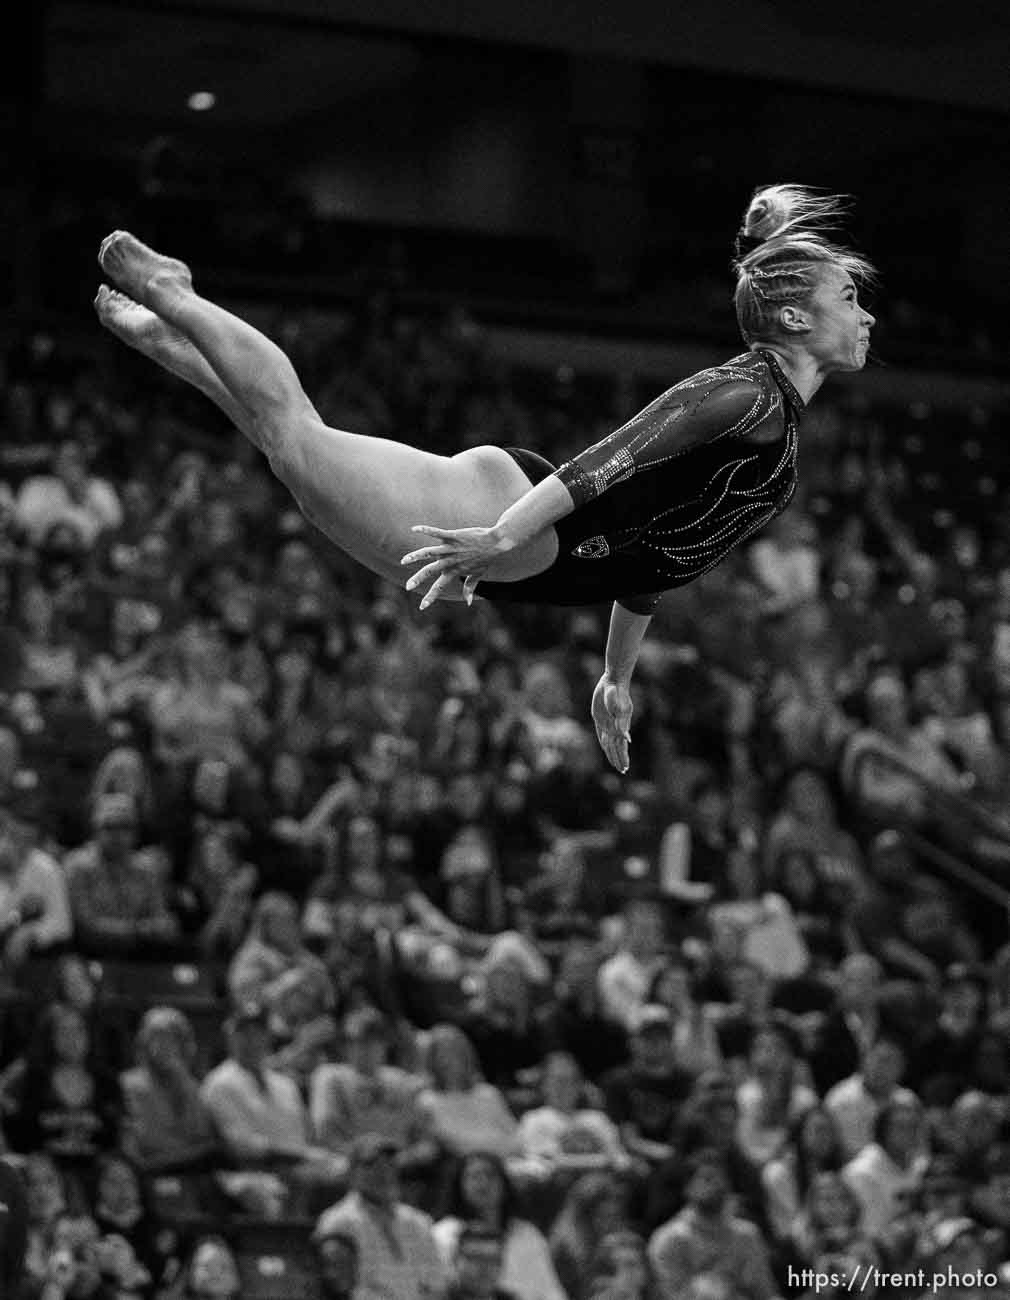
[0,295,1009,1300]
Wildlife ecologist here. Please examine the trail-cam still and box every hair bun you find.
[735,183,852,263]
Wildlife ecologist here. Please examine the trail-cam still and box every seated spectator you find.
[584,1230,655,1300]
[174,827,258,959]
[445,1224,519,1300]
[434,1150,566,1300]
[809,953,886,1095]
[845,834,979,986]
[119,1006,219,1173]
[761,1106,846,1243]
[463,949,553,1095]
[16,438,122,549]
[315,1132,448,1300]
[64,792,180,959]
[597,900,668,1033]
[763,768,866,901]
[647,1148,780,1300]
[735,1016,817,1166]
[537,941,629,1083]
[147,621,268,769]
[645,1069,768,1237]
[200,1000,333,1174]
[842,1096,930,1238]
[876,1155,969,1272]
[9,1002,120,1167]
[228,889,329,1006]
[824,1036,916,1159]
[938,1090,1004,1183]
[173,1233,242,1300]
[264,962,339,1088]
[707,848,810,983]
[603,1005,694,1165]
[841,671,963,829]
[786,1168,869,1270]
[310,1006,424,1156]
[414,1024,518,1163]
[86,746,160,849]
[315,1224,360,1300]
[549,1172,628,1300]
[517,1051,627,1175]
[89,1150,168,1289]
[0,788,72,968]
[517,834,597,947]
[647,958,723,1076]
[907,965,986,1105]
[23,1152,72,1288]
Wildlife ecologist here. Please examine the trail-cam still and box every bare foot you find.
[94,285,174,349]
[97,231,192,308]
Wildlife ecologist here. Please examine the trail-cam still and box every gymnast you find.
[93,183,875,774]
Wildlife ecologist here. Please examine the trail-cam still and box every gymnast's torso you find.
[478,349,803,612]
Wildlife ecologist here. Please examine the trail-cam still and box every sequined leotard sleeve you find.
[479,350,803,613]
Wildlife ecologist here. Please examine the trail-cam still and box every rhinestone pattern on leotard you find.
[477,350,803,611]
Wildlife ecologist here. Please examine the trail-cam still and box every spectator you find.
[148,622,267,769]
[228,889,329,1006]
[647,1148,781,1300]
[761,1105,846,1243]
[464,949,553,1094]
[119,1006,219,1173]
[200,1000,332,1172]
[516,1051,627,1175]
[173,1233,242,1300]
[310,1005,424,1156]
[434,1151,566,1300]
[585,1230,656,1300]
[446,1224,519,1300]
[786,1169,871,1271]
[841,671,963,829]
[89,1150,166,1289]
[9,1002,121,1166]
[734,1017,817,1166]
[314,1132,448,1300]
[809,954,885,1094]
[315,1225,360,1300]
[907,964,986,1105]
[538,941,629,1083]
[598,900,668,1034]
[64,792,179,959]
[0,791,72,967]
[842,1095,930,1238]
[16,439,122,548]
[602,1005,694,1165]
[414,1024,518,1163]
[264,962,339,1088]
[647,958,723,1077]
[549,1172,628,1300]
[824,1036,916,1159]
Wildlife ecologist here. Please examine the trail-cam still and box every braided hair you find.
[733,184,876,344]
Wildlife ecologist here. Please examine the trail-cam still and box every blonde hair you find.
[733,184,876,345]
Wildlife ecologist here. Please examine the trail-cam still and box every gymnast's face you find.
[801,264,875,372]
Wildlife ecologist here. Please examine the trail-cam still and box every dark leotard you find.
[477,349,803,613]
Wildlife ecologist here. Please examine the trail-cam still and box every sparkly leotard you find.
[478,349,803,613]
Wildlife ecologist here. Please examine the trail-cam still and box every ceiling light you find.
[187,91,216,112]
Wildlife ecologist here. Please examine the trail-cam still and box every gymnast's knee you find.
[258,406,320,484]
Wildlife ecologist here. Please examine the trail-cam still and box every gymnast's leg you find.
[94,286,257,436]
[95,231,558,587]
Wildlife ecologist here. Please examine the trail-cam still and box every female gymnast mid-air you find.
[93,183,875,774]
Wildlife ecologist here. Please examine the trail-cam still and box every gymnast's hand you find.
[402,524,512,610]
[592,674,633,774]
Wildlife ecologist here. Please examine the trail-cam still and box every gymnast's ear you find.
[778,305,811,335]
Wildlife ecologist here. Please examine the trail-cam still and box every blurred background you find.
[2,4,1010,1299]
